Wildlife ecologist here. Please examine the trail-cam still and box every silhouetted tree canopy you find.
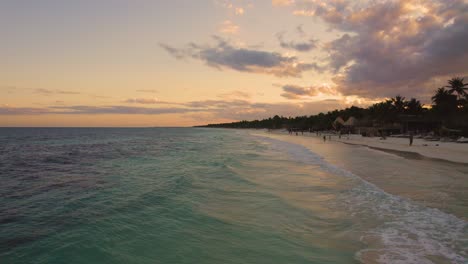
[199,77,468,135]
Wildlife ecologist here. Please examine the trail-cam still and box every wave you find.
[251,134,467,264]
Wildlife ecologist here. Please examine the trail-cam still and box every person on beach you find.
[409,132,414,146]
[323,135,326,142]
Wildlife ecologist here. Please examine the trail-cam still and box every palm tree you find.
[391,95,407,114]
[406,98,423,115]
[431,87,458,115]
[369,100,397,122]
[445,77,468,100]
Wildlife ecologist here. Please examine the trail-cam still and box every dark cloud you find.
[50,105,204,115]
[124,98,160,104]
[160,36,322,77]
[159,43,189,60]
[291,0,468,98]
[296,24,306,37]
[34,88,80,95]
[184,99,250,109]
[276,32,317,52]
[0,97,345,122]
[281,84,338,99]
[0,105,204,115]
[0,106,53,115]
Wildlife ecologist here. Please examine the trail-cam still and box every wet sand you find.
[253,130,468,220]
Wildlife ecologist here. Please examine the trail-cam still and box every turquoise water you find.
[0,128,466,263]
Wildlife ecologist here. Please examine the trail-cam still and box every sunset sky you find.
[1,0,467,126]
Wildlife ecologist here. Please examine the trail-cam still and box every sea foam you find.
[252,134,467,264]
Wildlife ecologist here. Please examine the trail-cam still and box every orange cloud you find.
[272,0,294,7]
[280,84,338,99]
[219,20,240,34]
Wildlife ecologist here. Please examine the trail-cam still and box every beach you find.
[336,134,468,164]
[268,130,468,164]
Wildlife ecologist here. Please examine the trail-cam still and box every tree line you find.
[200,77,468,136]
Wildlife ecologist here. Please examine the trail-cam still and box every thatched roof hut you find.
[333,117,345,129]
[344,116,357,127]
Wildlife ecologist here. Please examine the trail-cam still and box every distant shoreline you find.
[253,129,468,164]
[341,141,468,165]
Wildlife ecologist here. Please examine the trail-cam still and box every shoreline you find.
[334,134,468,164]
[255,129,468,164]
[250,129,468,221]
[340,140,468,165]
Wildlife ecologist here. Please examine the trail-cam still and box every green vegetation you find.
[200,77,468,136]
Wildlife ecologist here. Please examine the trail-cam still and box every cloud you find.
[0,104,204,115]
[276,32,317,52]
[184,99,250,109]
[0,97,347,122]
[283,0,468,99]
[34,88,80,95]
[219,20,240,34]
[160,36,322,77]
[136,89,158,93]
[235,7,244,15]
[272,0,294,7]
[124,97,160,104]
[280,84,338,99]
[1,86,17,94]
[90,94,111,99]
[215,0,248,15]
[0,106,53,115]
[296,24,306,37]
[50,105,204,115]
[213,100,345,121]
[159,43,190,60]
[217,90,251,99]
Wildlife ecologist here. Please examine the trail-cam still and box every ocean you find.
[0,128,466,263]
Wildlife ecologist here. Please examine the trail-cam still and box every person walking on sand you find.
[409,132,414,146]
[323,135,326,142]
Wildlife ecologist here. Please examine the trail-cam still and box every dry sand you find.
[336,134,468,164]
[266,130,468,164]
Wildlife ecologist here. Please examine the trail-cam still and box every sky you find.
[1,0,467,127]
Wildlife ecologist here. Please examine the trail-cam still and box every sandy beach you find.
[336,135,468,164]
[267,130,468,164]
